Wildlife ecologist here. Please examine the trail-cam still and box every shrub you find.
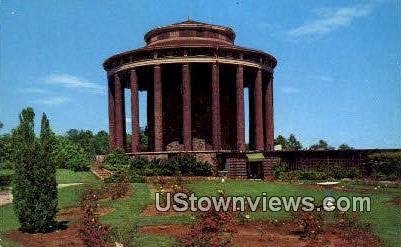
[12,109,58,233]
[54,137,90,171]
[272,161,288,179]
[0,174,13,187]
[298,170,328,180]
[161,154,212,176]
[70,153,91,172]
[292,211,323,239]
[328,165,361,179]
[123,154,213,178]
[102,172,131,200]
[0,134,15,169]
[181,199,236,246]
[79,188,109,247]
[367,152,401,180]
[104,149,130,171]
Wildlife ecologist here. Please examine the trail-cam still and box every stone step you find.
[90,165,113,180]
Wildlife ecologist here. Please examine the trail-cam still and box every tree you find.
[12,108,39,232]
[309,139,333,150]
[66,129,96,157]
[54,136,90,171]
[0,121,3,130]
[287,134,303,150]
[274,135,288,150]
[338,143,353,150]
[94,130,109,155]
[36,113,58,231]
[12,108,58,233]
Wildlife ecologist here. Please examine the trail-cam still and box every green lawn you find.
[56,169,100,185]
[1,175,400,247]
[101,183,190,246]
[187,180,401,247]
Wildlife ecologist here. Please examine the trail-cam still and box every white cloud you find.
[20,88,50,94]
[310,75,334,82]
[287,4,374,38]
[32,96,70,106]
[280,86,301,94]
[126,117,131,124]
[43,73,104,94]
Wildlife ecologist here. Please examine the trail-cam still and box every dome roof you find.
[144,20,236,47]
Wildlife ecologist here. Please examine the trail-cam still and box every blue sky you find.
[0,0,400,148]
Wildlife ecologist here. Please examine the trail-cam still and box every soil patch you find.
[139,220,380,247]
[388,197,401,206]
[6,205,114,247]
[6,224,84,247]
[57,206,114,222]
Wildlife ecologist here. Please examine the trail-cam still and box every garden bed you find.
[139,219,380,247]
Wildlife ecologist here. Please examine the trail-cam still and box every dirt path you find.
[0,183,84,206]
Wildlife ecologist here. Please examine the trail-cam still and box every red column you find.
[114,73,125,150]
[211,63,221,150]
[236,65,246,151]
[182,63,192,150]
[264,75,274,151]
[108,77,116,149]
[130,69,140,153]
[254,69,264,150]
[154,65,163,151]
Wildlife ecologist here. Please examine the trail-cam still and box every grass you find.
[187,180,401,247]
[1,173,400,247]
[0,169,100,186]
[101,183,192,246]
[56,169,100,185]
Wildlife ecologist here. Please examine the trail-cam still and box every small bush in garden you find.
[292,211,323,239]
[181,201,236,247]
[104,149,130,171]
[0,174,13,187]
[298,170,329,180]
[272,161,288,179]
[335,211,371,232]
[79,188,109,247]
[108,224,137,247]
[368,152,401,180]
[103,172,131,200]
[123,154,213,177]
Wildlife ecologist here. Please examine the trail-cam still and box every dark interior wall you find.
[162,64,183,147]
[191,63,212,145]
[137,67,154,151]
[220,64,237,150]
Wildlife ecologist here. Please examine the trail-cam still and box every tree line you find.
[274,134,353,151]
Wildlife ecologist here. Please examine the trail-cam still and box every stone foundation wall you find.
[226,156,247,178]
[262,157,281,180]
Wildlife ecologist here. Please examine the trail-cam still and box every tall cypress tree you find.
[36,113,58,231]
[12,107,38,232]
[12,109,58,233]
